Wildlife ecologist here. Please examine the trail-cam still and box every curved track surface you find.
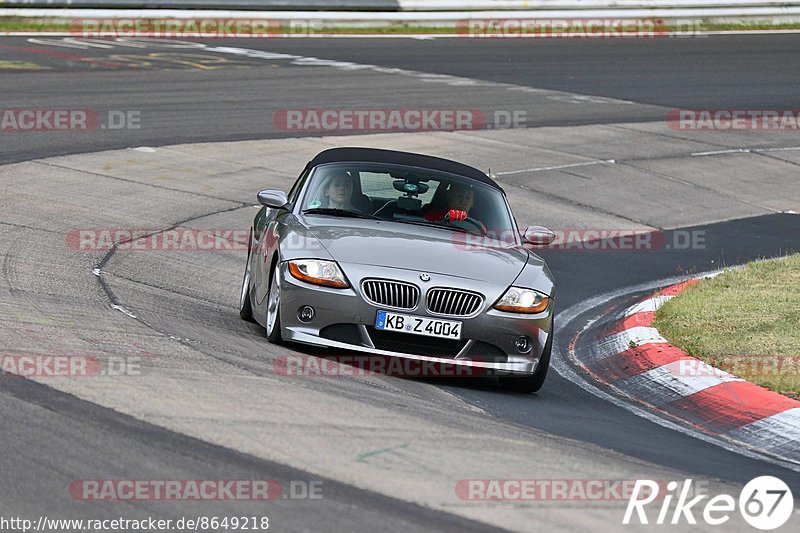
[2,34,800,164]
[1,35,800,531]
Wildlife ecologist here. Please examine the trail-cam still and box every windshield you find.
[299,162,517,240]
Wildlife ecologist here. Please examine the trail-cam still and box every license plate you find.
[375,310,462,340]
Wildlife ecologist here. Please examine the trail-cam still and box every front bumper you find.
[276,261,553,376]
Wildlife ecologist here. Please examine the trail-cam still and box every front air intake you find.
[426,288,483,317]
[361,279,419,310]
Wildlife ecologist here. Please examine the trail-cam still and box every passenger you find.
[322,170,356,210]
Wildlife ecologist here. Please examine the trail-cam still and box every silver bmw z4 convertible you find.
[239,148,557,392]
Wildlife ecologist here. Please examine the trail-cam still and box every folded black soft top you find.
[307,147,501,191]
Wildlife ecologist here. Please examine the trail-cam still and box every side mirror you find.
[522,226,556,247]
[257,190,289,210]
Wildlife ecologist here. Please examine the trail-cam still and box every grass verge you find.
[654,254,800,399]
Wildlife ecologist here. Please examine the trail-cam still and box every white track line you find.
[595,327,668,359]
[624,295,673,315]
[618,365,743,407]
[725,408,800,456]
[496,159,616,176]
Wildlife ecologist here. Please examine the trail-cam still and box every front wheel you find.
[499,328,552,393]
[265,263,283,343]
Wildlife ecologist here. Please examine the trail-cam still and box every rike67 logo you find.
[624,477,794,530]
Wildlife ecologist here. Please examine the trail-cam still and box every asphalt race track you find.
[1,34,799,164]
[1,34,800,531]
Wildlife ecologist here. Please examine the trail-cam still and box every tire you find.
[500,327,553,393]
[265,262,283,344]
[239,241,255,322]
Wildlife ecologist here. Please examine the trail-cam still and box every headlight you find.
[494,287,550,314]
[288,259,349,288]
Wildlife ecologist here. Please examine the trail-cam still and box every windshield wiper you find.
[395,219,471,234]
[302,208,380,220]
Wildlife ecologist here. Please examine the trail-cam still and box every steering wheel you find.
[444,212,486,236]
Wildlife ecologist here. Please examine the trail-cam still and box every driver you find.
[423,183,476,224]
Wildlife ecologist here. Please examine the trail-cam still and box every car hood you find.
[295,215,529,283]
